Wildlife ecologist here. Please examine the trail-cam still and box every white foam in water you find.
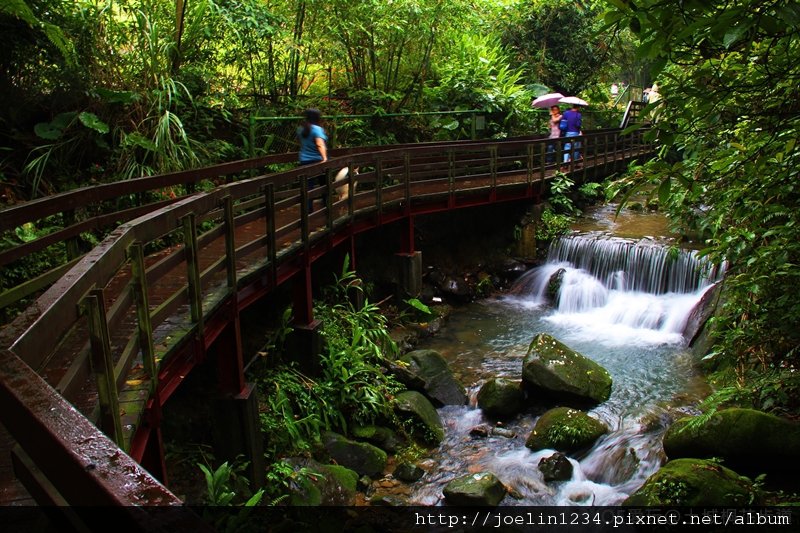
[506,235,720,348]
[545,285,710,347]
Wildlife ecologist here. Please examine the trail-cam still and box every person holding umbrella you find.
[547,105,562,164]
[531,92,564,164]
[558,96,586,169]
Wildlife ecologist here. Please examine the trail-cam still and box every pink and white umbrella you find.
[531,92,565,108]
[559,96,589,107]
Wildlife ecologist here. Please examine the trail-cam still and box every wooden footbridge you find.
[0,109,652,519]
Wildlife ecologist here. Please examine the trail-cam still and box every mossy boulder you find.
[522,333,612,406]
[394,390,445,444]
[623,458,763,506]
[477,378,525,419]
[394,462,425,483]
[663,408,800,477]
[351,424,405,453]
[284,458,359,506]
[442,472,507,506]
[525,407,608,454]
[398,349,467,406]
[321,431,387,477]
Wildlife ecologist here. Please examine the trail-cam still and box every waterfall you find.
[509,235,724,344]
[408,233,718,507]
[547,235,723,294]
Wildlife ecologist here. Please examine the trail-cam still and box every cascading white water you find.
[508,235,723,346]
[407,233,718,506]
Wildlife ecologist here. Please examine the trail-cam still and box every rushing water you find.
[407,228,718,506]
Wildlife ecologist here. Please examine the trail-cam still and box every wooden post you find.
[264,183,277,286]
[325,168,334,231]
[299,176,310,253]
[84,289,124,447]
[128,242,157,392]
[223,195,237,290]
[396,251,422,302]
[375,158,384,217]
[526,144,534,185]
[182,214,203,330]
[403,153,411,213]
[62,209,81,261]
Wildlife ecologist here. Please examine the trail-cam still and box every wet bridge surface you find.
[0,121,652,514]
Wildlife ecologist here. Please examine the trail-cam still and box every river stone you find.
[351,424,405,453]
[623,458,763,506]
[284,458,358,506]
[683,281,723,363]
[398,349,467,406]
[546,268,567,303]
[521,333,612,406]
[477,378,525,419]
[394,462,425,482]
[525,407,608,454]
[442,472,507,506]
[663,408,800,477]
[321,431,387,477]
[539,452,573,482]
[393,390,445,444]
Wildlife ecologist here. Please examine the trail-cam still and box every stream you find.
[407,205,720,506]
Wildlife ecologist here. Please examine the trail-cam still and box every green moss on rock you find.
[477,378,525,419]
[522,333,612,406]
[525,407,608,453]
[663,407,800,477]
[394,390,445,445]
[442,472,507,506]
[623,458,762,506]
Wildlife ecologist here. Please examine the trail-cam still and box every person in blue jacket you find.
[297,108,328,211]
[560,104,582,169]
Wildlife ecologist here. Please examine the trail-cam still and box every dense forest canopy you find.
[0,0,630,199]
[2,0,799,415]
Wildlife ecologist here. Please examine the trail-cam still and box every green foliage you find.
[427,32,534,138]
[198,459,265,532]
[403,297,433,323]
[603,0,800,404]
[548,173,578,215]
[315,256,403,426]
[536,208,573,242]
[500,0,613,95]
[256,257,405,462]
[198,459,263,507]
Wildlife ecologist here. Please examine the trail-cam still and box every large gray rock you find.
[321,431,387,477]
[394,390,445,444]
[623,458,762,506]
[522,333,612,406]
[683,281,723,363]
[398,349,467,406]
[477,378,525,419]
[442,472,507,506]
[663,408,800,477]
[525,407,608,454]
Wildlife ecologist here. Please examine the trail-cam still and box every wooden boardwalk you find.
[0,125,652,509]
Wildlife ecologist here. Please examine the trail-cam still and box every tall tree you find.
[501,0,612,94]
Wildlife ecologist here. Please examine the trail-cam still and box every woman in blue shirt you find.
[297,108,328,211]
